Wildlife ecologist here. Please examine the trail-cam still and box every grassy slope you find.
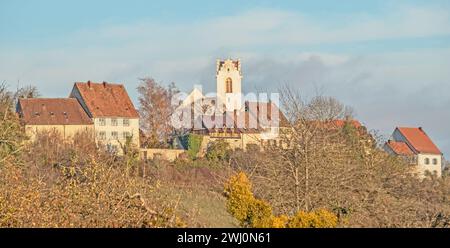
[146,161,238,227]
[155,184,238,227]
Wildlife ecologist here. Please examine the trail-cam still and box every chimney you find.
[87,80,91,88]
[103,81,107,87]
[419,127,423,132]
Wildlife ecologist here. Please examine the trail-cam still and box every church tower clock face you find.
[216,59,242,112]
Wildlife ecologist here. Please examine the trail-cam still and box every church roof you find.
[192,101,289,134]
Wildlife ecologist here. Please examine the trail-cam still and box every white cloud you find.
[0,4,449,156]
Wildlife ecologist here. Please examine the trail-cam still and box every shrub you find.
[187,134,203,159]
[206,139,230,161]
[224,172,274,227]
[0,107,26,164]
[247,198,273,228]
[224,172,338,228]
[224,172,255,225]
[271,215,289,228]
[0,131,188,227]
[287,209,338,228]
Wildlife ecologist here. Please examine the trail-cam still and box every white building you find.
[216,59,242,112]
[384,127,444,178]
[70,81,140,153]
[177,59,288,152]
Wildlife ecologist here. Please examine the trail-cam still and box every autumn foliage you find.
[0,130,188,227]
[224,172,337,228]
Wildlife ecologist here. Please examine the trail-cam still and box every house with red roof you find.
[384,127,443,177]
[70,81,140,153]
[16,98,94,141]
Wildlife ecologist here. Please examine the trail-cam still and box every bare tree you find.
[0,83,32,164]
[14,85,40,100]
[137,78,178,148]
[277,85,354,212]
[231,85,450,227]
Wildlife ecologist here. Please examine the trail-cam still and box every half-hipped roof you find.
[396,127,442,155]
[71,81,139,118]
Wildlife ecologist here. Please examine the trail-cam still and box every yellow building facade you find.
[17,98,94,142]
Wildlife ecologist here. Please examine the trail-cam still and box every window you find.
[424,158,430,165]
[123,119,130,127]
[98,118,106,126]
[111,118,118,126]
[98,131,106,140]
[432,158,438,165]
[111,131,118,140]
[123,131,131,139]
[226,78,233,93]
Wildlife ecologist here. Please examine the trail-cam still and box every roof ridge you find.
[396,126,441,155]
[20,97,76,100]
[72,82,139,118]
[17,97,93,125]
[75,81,123,86]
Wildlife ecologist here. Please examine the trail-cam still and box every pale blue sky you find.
[1,0,450,157]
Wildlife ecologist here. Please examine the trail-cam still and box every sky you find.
[1,0,450,157]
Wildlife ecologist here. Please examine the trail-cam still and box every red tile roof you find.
[194,101,289,134]
[329,119,362,128]
[397,127,441,155]
[72,82,139,118]
[18,98,93,125]
[386,140,414,156]
[245,101,289,128]
[308,119,363,130]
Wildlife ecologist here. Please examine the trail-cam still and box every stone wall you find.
[140,148,185,161]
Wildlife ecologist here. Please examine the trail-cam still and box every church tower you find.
[216,58,242,112]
